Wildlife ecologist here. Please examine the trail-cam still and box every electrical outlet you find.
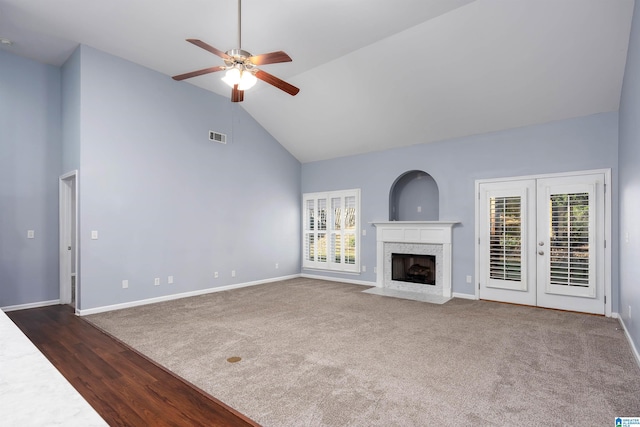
[168,276,174,284]
[275,263,279,269]
[154,277,160,286]
[417,206,422,213]
[27,230,35,239]
[122,280,128,289]
[373,267,377,274]
[362,265,366,272]
[231,270,236,277]
[214,271,219,278]
[91,230,98,240]
[362,229,366,236]
[466,275,472,283]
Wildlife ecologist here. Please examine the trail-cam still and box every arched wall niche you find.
[389,170,439,221]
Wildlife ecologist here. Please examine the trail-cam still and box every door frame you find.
[474,168,612,317]
[59,170,78,312]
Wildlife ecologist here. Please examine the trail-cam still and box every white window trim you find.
[303,189,361,273]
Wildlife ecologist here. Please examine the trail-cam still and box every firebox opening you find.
[391,253,436,285]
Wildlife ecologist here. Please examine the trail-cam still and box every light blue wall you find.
[1,35,630,322]
[72,46,301,310]
[391,171,439,221]
[0,50,62,307]
[302,112,619,309]
[61,47,81,173]
[618,1,640,355]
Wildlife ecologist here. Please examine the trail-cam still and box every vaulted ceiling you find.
[0,0,634,162]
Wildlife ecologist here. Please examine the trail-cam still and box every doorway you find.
[59,171,78,310]
[476,170,610,315]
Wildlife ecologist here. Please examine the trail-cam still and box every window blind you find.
[489,196,522,282]
[303,189,360,272]
[549,193,590,287]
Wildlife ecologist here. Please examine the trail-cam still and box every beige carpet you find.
[86,278,640,426]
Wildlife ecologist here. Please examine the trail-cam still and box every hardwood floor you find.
[7,304,259,427]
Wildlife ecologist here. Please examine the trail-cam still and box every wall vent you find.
[209,131,227,144]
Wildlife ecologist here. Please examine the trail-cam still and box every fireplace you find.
[371,221,458,298]
[392,254,436,285]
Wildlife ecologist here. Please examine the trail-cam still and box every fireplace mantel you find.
[371,221,459,298]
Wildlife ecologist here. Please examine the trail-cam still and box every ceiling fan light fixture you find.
[222,67,241,87]
[237,70,257,90]
[222,67,257,91]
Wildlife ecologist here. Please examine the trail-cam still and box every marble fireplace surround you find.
[371,222,459,298]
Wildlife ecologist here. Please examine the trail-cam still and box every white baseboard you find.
[300,273,376,287]
[1,299,61,312]
[617,316,640,369]
[453,292,477,300]
[77,274,301,316]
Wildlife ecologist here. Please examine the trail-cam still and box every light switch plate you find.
[91,230,98,240]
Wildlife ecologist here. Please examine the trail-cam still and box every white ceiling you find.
[0,0,634,163]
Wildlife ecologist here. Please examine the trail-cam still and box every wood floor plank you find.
[7,304,259,427]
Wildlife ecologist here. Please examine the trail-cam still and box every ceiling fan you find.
[172,0,299,102]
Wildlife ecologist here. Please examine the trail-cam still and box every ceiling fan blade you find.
[248,51,292,66]
[232,84,244,102]
[172,66,226,81]
[255,70,300,96]
[187,39,231,60]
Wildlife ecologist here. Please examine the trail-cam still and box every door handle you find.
[538,250,544,255]
[538,241,544,246]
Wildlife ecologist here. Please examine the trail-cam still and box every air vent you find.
[209,131,227,144]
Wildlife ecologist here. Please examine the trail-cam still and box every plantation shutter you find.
[303,189,360,272]
[489,196,522,282]
[549,193,591,287]
[330,197,342,265]
[304,199,315,262]
[344,195,357,265]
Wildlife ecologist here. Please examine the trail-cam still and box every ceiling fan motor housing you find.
[225,49,255,70]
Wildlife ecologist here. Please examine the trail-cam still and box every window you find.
[303,189,360,273]
[489,195,522,282]
[549,192,590,287]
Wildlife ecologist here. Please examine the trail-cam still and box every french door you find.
[478,172,607,314]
